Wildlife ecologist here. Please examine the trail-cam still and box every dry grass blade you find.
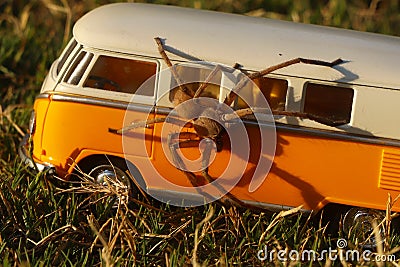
[386,193,393,250]
[192,205,215,267]
[34,224,77,248]
[0,3,31,37]
[353,193,400,251]
[125,209,151,232]
[88,215,111,252]
[324,257,333,267]
[2,105,27,137]
[0,105,3,126]
[258,205,302,247]
[19,4,31,33]
[107,212,128,255]
[88,215,113,267]
[373,219,384,267]
[385,193,400,249]
[41,0,72,45]
[0,14,20,35]
[147,220,191,255]
[0,187,18,225]
[126,171,150,203]
[338,245,348,267]
[56,167,129,209]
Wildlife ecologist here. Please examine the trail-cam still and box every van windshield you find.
[56,39,78,76]
[63,51,93,85]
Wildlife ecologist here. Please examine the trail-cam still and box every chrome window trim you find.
[35,93,50,100]
[54,39,82,81]
[50,93,154,113]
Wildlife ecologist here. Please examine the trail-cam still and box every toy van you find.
[20,3,400,234]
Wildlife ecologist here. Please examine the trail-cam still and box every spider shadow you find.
[158,38,203,62]
[230,125,325,209]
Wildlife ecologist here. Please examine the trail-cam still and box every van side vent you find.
[379,149,400,191]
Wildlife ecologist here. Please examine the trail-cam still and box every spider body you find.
[193,108,226,146]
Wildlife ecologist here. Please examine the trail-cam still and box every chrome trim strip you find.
[154,107,400,148]
[148,188,311,213]
[51,93,154,113]
[18,134,55,173]
[155,106,174,115]
[35,93,50,100]
[147,188,206,205]
[274,123,400,148]
[242,200,312,213]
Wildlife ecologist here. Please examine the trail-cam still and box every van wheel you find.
[319,204,385,249]
[342,208,385,248]
[88,164,133,206]
[79,157,140,209]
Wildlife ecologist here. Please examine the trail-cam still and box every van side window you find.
[63,51,93,85]
[84,55,157,96]
[170,65,221,101]
[56,39,78,75]
[235,77,288,111]
[304,83,354,124]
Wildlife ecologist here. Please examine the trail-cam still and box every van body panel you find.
[38,94,154,175]
[31,95,51,162]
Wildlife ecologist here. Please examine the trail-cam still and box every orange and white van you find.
[20,3,400,229]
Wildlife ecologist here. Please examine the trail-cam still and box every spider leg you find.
[193,65,222,98]
[224,57,343,106]
[167,132,200,170]
[154,37,195,97]
[109,118,166,135]
[194,61,254,99]
[167,132,218,203]
[108,116,191,135]
[272,110,348,126]
[199,139,259,209]
[248,58,343,81]
[232,62,250,74]
[193,62,245,99]
[166,134,255,208]
[225,108,254,121]
[222,107,348,127]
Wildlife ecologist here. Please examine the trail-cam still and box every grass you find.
[0,163,319,265]
[1,0,400,265]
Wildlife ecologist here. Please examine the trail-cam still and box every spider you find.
[110,37,344,208]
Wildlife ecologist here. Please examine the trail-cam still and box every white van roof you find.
[74,3,400,89]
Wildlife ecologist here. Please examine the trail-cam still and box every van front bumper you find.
[19,134,55,174]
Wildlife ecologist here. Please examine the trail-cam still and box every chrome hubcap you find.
[343,208,385,248]
[89,165,131,206]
